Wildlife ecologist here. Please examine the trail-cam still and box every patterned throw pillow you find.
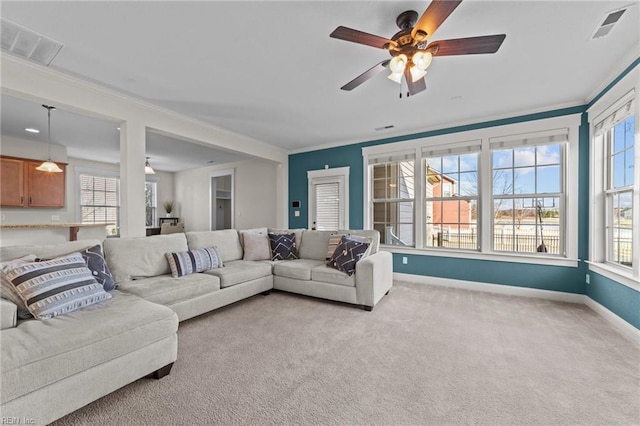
[242,233,272,261]
[326,236,370,276]
[165,246,223,278]
[268,233,298,261]
[326,235,344,260]
[81,244,116,291]
[4,252,112,320]
[1,254,37,319]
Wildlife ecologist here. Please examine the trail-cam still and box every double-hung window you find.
[591,90,637,279]
[363,115,578,264]
[489,131,566,255]
[424,145,480,250]
[370,153,415,246]
[80,174,120,236]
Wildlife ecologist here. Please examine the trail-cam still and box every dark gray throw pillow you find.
[82,244,116,291]
[268,233,298,261]
[326,236,370,276]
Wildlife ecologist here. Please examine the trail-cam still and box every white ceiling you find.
[1,1,638,165]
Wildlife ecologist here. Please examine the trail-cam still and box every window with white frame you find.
[80,174,120,236]
[370,153,415,246]
[145,181,158,228]
[490,135,565,255]
[363,115,579,264]
[424,150,479,250]
[79,173,159,235]
[593,93,636,271]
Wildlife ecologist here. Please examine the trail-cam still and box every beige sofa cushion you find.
[1,298,17,330]
[273,259,326,281]
[298,231,334,260]
[202,260,272,288]
[1,290,177,405]
[186,230,243,262]
[0,239,102,262]
[103,234,188,283]
[311,265,356,287]
[117,274,220,306]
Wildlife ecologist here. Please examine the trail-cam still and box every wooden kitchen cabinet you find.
[0,156,66,208]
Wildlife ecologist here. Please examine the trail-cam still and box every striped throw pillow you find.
[165,247,223,278]
[4,252,112,320]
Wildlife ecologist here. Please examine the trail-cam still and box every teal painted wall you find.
[288,59,639,328]
[588,272,640,329]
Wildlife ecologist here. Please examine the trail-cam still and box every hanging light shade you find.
[145,157,156,175]
[387,72,403,84]
[36,105,63,173]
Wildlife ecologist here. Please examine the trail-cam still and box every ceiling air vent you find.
[375,125,395,131]
[591,6,628,39]
[1,18,63,66]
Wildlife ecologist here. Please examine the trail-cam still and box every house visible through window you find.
[372,158,415,246]
[425,153,479,250]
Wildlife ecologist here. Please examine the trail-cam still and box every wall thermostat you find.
[292,200,301,208]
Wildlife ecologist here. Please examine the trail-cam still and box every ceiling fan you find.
[329,0,506,96]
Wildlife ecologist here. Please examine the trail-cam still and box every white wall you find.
[174,158,278,232]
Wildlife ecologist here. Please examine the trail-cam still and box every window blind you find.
[422,140,481,158]
[315,182,340,231]
[594,92,634,136]
[367,151,415,165]
[489,128,569,150]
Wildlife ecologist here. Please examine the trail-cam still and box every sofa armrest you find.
[355,251,393,308]
[1,298,18,330]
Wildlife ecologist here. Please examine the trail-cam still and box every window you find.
[491,143,564,255]
[607,115,634,267]
[80,174,119,236]
[307,167,349,231]
[363,115,579,264]
[145,181,157,228]
[596,100,636,269]
[425,153,479,250]
[79,172,160,236]
[371,158,415,246]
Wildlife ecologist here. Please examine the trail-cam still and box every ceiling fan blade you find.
[330,26,394,49]
[427,34,506,56]
[403,67,427,96]
[411,0,463,42]
[341,60,390,91]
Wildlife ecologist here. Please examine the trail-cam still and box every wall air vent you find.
[1,18,63,66]
[591,6,628,39]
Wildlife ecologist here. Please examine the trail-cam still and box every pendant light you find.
[145,157,156,175]
[36,105,63,173]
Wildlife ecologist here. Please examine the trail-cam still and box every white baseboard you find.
[394,272,639,346]
[393,272,585,304]
[584,297,640,346]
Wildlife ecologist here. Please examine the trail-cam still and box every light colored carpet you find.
[54,281,639,425]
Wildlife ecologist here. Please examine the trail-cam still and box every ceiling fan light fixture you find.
[389,54,408,74]
[145,157,156,175]
[412,51,432,71]
[410,66,427,82]
[387,71,403,84]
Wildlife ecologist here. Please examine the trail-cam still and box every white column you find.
[276,161,288,229]
[119,120,146,238]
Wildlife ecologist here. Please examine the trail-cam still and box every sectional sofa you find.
[0,228,392,425]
